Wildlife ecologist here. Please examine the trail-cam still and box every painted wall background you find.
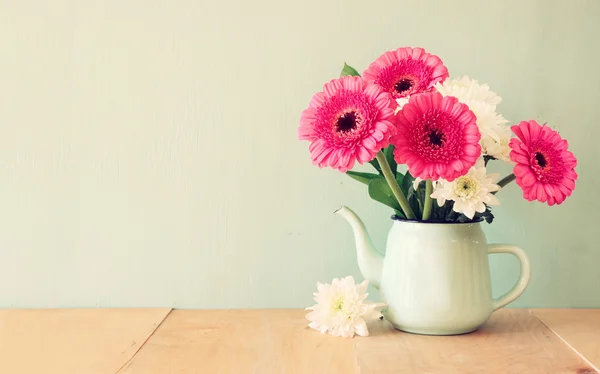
[0,0,598,308]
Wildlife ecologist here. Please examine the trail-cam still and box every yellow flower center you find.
[331,297,345,312]
[453,176,479,199]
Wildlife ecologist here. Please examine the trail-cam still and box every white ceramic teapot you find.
[336,206,531,335]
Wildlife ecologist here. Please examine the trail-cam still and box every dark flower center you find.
[428,129,445,147]
[535,152,548,168]
[336,111,359,133]
[394,78,414,94]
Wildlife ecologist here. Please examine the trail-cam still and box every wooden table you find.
[0,309,597,373]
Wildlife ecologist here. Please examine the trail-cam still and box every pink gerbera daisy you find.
[363,47,449,105]
[509,120,578,206]
[391,92,481,181]
[298,76,397,172]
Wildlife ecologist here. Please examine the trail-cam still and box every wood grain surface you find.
[119,309,597,374]
[534,309,600,373]
[0,308,171,374]
[118,309,359,374]
[0,308,597,374]
[356,309,595,374]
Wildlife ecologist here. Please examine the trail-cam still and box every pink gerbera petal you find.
[298,76,397,172]
[390,92,481,181]
[509,120,578,206]
[363,47,449,108]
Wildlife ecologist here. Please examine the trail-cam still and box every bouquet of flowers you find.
[298,47,578,223]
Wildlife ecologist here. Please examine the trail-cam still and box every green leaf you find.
[410,192,423,219]
[457,214,471,223]
[401,170,416,195]
[483,155,495,166]
[430,199,444,222]
[406,184,423,219]
[340,62,361,77]
[346,171,382,186]
[368,178,401,212]
[368,145,395,175]
[483,210,495,224]
[393,209,406,219]
[383,145,397,176]
[477,206,495,224]
[369,158,382,174]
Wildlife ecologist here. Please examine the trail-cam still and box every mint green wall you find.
[0,0,597,308]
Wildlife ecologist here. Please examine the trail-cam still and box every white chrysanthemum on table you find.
[435,76,511,162]
[305,276,383,338]
[430,159,501,219]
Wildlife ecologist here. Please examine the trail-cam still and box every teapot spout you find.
[335,206,383,289]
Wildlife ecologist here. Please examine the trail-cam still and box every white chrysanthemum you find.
[430,159,501,219]
[435,76,511,161]
[306,276,382,338]
[481,124,512,162]
[435,76,502,107]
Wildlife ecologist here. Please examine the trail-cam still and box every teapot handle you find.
[487,244,532,311]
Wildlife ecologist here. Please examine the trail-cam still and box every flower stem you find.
[494,173,516,194]
[375,152,416,220]
[498,173,516,187]
[422,180,433,221]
